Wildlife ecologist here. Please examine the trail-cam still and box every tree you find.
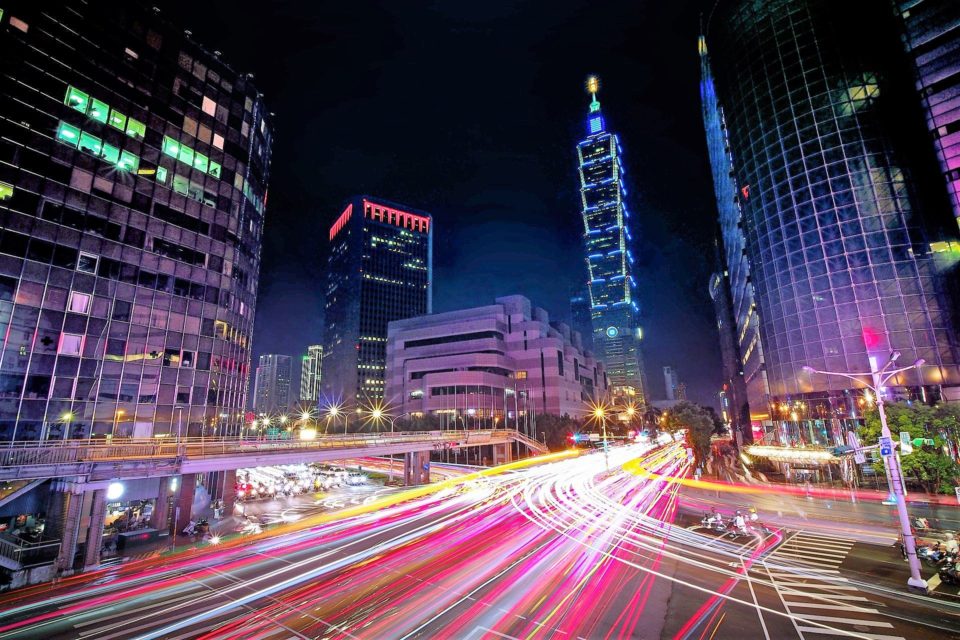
[660,401,714,468]
[535,414,582,451]
[862,402,960,494]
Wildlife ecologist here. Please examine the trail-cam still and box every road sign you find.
[588,433,601,442]
[879,436,893,457]
[900,431,914,455]
[847,431,865,464]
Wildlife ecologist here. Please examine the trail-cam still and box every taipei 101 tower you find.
[575,76,646,402]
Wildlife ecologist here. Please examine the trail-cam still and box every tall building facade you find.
[663,366,680,401]
[702,0,960,446]
[253,354,291,414]
[575,77,645,402]
[708,266,751,440]
[568,287,594,354]
[0,3,271,440]
[322,196,432,405]
[300,344,322,403]
[385,295,607,421]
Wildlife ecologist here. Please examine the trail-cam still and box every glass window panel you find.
[58,333,83,356]
[162,136,180,158]
[56,121,81,147]
[156,166,168,184]
[101,143,120,164]
[118,151,139,172]
[178,145,194,166]
[173,174,189,196]
[108,109,127,131]
[78,132,102,156]
[64,86,89,113]
[212,133,224,150]
[208,161,221,178]
[68,292,91,314]
[88,98,108,124]
[193,153,208,173]
[126,118,146,139]
[0,182,12,201]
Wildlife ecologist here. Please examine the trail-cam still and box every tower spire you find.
[586,75,601,113]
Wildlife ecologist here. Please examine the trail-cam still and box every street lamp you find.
[592,405,610,472]
[112,409,125,438]
[61,411,74,441]
[802,353,927,592]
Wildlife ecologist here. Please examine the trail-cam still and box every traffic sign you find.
[900,432,914,455]
[847,431,865,464]
[879,436,893,457]
[588,433,601,442]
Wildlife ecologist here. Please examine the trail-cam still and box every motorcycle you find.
[939,559,960,585]
[701,513,728,532]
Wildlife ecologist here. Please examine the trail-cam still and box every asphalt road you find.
[0,445,956,639]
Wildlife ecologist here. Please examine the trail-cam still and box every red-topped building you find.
[322,196,432,406]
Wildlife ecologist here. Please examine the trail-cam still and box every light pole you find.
[112,409,125,438]
[593,406,609,472]
[174,406,184,443]
[61,411,74,441]
[802,352,927,592]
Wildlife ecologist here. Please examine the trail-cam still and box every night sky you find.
[159,0,723,406]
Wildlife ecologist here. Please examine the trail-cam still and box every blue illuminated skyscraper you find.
[576,76,645,401]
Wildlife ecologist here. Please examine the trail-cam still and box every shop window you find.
[208,161,221,179]
[126,118,145,139]
[78,132,102,156]
[0,182,12,201]
[162,136,180,158]
[118,151,139,172]
[201,96,216,116]
[101,143,120,165]
[56,122,81,147]
[212,133,224,150]
[68,291,91,314]
[156,166,168,184]
[108,109,127,131]
[193,152,208,173]
[58,333,84,356]
[178,145,194,166]
[77,252,98,274]
[64,86,89,113]
[88,98,109,124]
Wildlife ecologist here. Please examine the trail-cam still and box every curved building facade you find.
[0,3,271,440]
[704,0,960,440]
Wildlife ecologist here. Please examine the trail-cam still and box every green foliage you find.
[660,401,714,468]
[535,414,583,451]
[863,402,960,494]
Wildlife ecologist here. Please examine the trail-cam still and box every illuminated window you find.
[156,166,168,184]
[193,152,208,173]
[208,160,221,179]
[173,174,189,196]
[212,133,224,150]
[108,109,127,131]
[162,136,180,158]
[58,333,83,356]
[68,291,91,314]
[118,151,138,172]
[515,371,528,380]
[9,15,27,32]
[126,118,145,139]
[101,143,120,164]
[64,86,89,113]
[0,182,12,201]
[201,96,216,116]
[88,98,108,124]
[178,145,194,166]
[78,131,102,156]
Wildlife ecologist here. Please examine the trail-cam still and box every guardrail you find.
[0,536,61,569]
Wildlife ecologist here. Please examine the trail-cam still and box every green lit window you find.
[78,132,102,156]
[108,109,127,131]
[126,118,145,139]
[64,86,89,113]
[0,182,13,201]
[178,145,194,166]
[118,151,138,172]
[193,152,208,173]
[56,121,81,147]
[156,166,168,184]
[172,174,189,196]
[88,98,108,124]
[208,161,221,179]
[162,136,180,158]
[101,143,120,164]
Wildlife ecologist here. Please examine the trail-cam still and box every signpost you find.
[879,436,893,457]
[899,432,914,455]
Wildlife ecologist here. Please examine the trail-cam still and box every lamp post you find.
[802,353,927,593]
[593,406,609,472]
[112,409,125,438]
[174,406,184,443]
[61,411,74,441]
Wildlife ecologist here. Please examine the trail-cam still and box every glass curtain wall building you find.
[300,344,322,404]
[253,354,291,415]
[322,196,432,406]
[0,3,271,440]
[575,77,645,402]
[702,0,960,446]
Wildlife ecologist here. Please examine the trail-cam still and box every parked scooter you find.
[939,558,960,585]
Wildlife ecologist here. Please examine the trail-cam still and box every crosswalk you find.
[763,531,905,640]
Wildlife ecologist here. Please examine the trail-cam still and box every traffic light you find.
[912,437,935,447]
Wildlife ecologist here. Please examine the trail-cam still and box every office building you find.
[575,76,645,401]
[300,344,322,404]
[322,196,432,405]
[0,3,271,441]
[253,354,291,414]
[701,0,960,446]
[385,295,607,421]
[568,287,594,354]
[663,366,680,402]
[708,268,751,441]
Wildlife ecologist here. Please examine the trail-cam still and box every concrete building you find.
[300,344,322,404]
[253,354,292,414]
[701,0,960,447]
[663,366,680,402]
[0,2,271,577]
[385,295,607,424]
[322,196,432,406]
